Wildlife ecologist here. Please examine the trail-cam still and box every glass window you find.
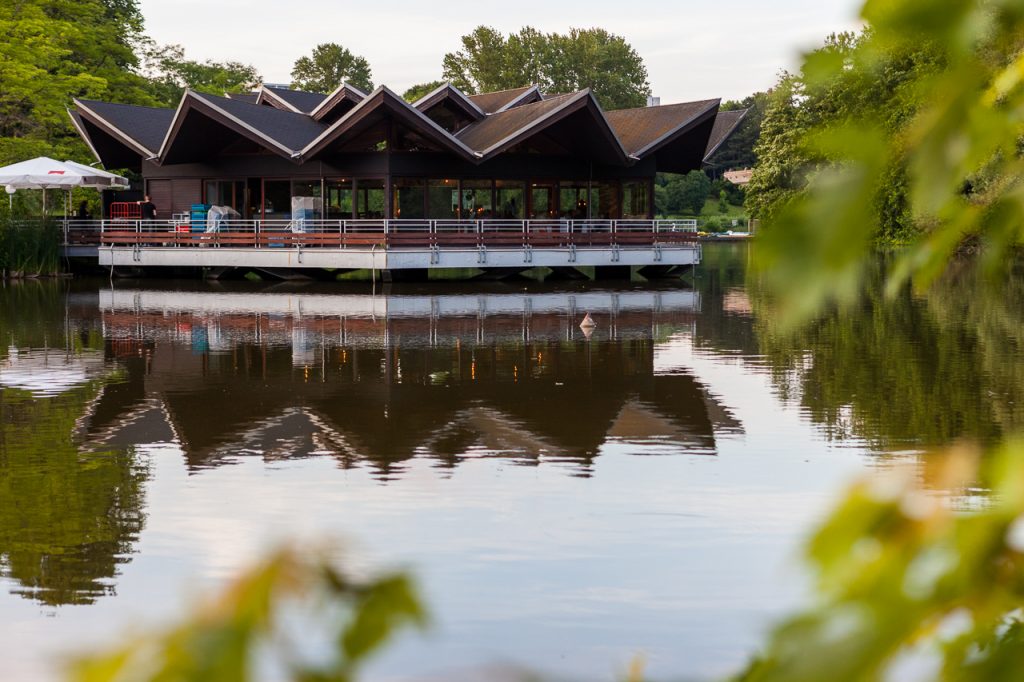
[461,179,493,219]
[263,180,291,220]
[355,179,385,219]
[529,182,555,218]
[495,180,525,219]
[427,179,460,219]
[622,180,650,219]
[291,179,323,220]
[204,180,244,211]
[326,179,353,219]
[590,181,619,219]
[393,177,425,219]
[559,182,589,219]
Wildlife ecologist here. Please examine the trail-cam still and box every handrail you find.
[58,218,702,249]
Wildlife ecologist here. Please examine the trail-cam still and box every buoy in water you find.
[580,312,596,329]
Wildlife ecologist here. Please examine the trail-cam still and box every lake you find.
[0,243,1019,681]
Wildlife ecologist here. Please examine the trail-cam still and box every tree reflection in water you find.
[0,282,148,607]
[750,253,1024,450]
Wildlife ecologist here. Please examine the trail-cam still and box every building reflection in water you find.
[86,285,740,480]
[0,282,742,607]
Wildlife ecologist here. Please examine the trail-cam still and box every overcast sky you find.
[137,0,863,103]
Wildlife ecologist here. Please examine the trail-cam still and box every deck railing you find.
[58,218,700,249]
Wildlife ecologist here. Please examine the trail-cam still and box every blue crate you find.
[190,204,211,233]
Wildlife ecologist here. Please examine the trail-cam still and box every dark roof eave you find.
[67,108,103,164]
[471,90,631,166]
[310,82,369,121]
[73,99,159,159]
[413,82,485,121]
[155,91,302,165]
[702,109,748,162]
[631,100,721,159]
[299,86,479,163]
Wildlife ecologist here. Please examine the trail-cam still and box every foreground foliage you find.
[754,0,1024,326]
[70,547,426,682]
[739,443,1024,681]
[740,0,1024,680]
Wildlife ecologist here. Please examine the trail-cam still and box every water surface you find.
[0,244,1020,680]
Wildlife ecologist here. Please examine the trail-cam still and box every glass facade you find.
[495,180,525,219]
[393,177,426,219]
[201,177,653,221]
[590,181,619,220]
[461,179,493,219]
[428,179,460,219]
[622,180,651,219]
[326,178,353,219]
[291,179,323,219]
[355,179,385,219]
[263,180,291,219]
[529,183,555,218]
[559,182,589,219]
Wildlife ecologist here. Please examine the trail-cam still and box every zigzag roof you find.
[71,84,738,171]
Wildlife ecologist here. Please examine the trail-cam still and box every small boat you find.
[579,312,596,329]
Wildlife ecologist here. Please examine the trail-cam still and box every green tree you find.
[402,80,445,103]
[746,31,942,241]
[442,26,650,110]
[139,41,260,106]
[0,0,155,165]
[658,170,711,215]
[290,43,373,94]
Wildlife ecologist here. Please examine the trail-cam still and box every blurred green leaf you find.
[67,546,426,682]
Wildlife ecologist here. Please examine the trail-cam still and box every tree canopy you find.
[746,31,942,242]
[402,80,445,103]
[290,43,373,94]
[0,0,154,165]
[442,26,651,110]
[139,40,261,107]
[655,171,712,216]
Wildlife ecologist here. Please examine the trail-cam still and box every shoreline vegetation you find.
[0,216,62,279]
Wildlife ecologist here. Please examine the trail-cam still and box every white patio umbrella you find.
[0,156,128,213]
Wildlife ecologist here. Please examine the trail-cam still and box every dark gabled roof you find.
[226,92,260,104]
[456,90,629,164]
[75,100,176,155]
[187,91,328,152]
[703,108,747,161]
[310,82,368,122]
[301,86,478,161]
[72,86,728,173]
[606,99,720,157]
[468,85,541,114]
[413,82,484,120]
[456,92,580,154]
[260,85,327,113]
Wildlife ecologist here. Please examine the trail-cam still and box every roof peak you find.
[470,84,540,96]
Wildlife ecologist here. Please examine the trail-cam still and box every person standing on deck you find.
[138,195,157,223]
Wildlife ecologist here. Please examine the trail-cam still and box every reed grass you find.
[0,216,62,278]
